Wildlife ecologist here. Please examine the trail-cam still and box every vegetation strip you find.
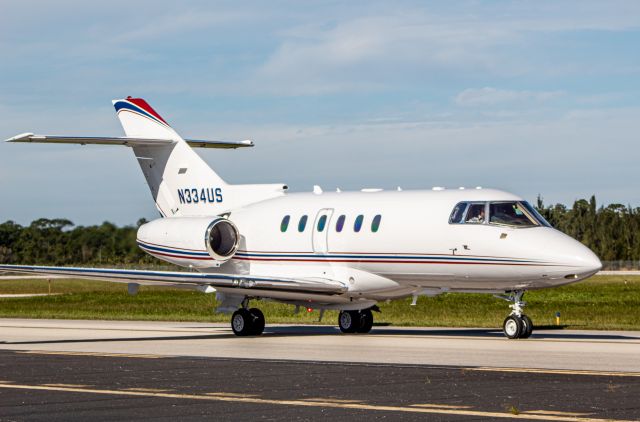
[0,275,638,330]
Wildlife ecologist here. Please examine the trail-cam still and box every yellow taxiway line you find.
[15,350,169,359]
[468,366,640,378]
[0,381,633,422]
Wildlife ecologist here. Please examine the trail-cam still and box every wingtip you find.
[5,132,34,142]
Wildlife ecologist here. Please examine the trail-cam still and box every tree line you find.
[536,196,640,264]
[0,218,155,266]
[0,196,639,267]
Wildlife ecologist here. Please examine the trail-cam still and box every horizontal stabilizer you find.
[5,133,254,149]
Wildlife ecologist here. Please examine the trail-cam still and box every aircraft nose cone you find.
[581,250,602,274]
[570,240,602,277]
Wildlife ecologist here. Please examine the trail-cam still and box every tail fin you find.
[112,97,286,217]
[113,97,227,218]
[113,97,177,139]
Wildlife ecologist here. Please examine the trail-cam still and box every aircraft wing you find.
[0,264,347,295]
[5,133,254,149]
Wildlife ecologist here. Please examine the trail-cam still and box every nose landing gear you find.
[497,291,533,339]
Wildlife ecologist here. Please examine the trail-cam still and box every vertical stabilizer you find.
[112,97,286,218]
[113,97,227,218]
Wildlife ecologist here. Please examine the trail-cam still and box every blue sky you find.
[1,1,639,226]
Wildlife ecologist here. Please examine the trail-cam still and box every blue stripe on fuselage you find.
[137,241,209,257]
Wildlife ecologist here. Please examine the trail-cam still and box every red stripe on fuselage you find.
[235,250,539,262]
[231,257,552,266]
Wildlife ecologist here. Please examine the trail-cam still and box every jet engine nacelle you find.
[137,217,240,267]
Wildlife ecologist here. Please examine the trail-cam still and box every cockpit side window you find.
[465,203,486,224]
[489,202,536,227]
[449,202,468,224]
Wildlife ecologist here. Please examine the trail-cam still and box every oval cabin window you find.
[354,215,364,232]
[280,215,290,232]
[371,215,382,232]
[317,215,327,232]
[298,215,308,232]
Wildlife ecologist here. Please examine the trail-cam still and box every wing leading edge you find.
[0,265,347,295]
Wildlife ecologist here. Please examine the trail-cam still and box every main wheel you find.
[231,309,254,336]
[503,315,523,339]
[520,314,533,339]
[356,309,374,333]
[338,310,358,333]
[249,308,265,336]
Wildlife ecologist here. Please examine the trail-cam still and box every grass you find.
[0,275,639,330]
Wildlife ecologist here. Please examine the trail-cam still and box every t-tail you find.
[6,97,287,217]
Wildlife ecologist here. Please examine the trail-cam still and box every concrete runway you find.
[0,319,639,421]
[1,319,639,372]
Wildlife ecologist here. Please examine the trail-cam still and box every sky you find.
[1,1,639,226]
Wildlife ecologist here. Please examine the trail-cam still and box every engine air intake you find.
[205,218,240,260]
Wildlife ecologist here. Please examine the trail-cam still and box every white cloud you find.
[454,87,564,107]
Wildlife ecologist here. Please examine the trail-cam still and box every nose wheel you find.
[497,291,533,339]
[503,314,533,339]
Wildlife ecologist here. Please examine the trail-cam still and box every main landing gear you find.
[231,306,265,336]
[229,300,377,337]
[499,291,533,339]
[338,309,374,334]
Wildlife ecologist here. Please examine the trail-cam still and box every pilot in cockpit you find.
[465,204,485,223]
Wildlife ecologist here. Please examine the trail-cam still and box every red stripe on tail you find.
[126,97,169,125]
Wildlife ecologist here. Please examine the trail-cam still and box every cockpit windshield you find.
[448,201,552,228]
[489,202,536,226]
[520,201,552,227]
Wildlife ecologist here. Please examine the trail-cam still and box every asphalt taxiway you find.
[0,319,639,421]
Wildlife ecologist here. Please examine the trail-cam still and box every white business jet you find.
[1,97,602,339]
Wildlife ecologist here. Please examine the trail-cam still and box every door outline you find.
[312,208,334,254]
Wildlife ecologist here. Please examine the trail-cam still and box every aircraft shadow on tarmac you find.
[2,325,638,345]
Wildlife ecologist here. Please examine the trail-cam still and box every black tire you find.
[338,310,358,333]
[520,314,533,339]
[231,309,253,336]
[249,308,265,336]
[356,309,374,333]
[503,315,523,339]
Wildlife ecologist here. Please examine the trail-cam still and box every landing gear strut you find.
[231,301,265,336]
[498,291,533,339]
[338,309,374,334]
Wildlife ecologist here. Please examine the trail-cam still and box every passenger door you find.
[312,208,334,254]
